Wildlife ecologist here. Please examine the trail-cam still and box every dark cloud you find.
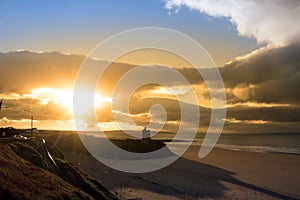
[0,51,84,93]
[128,97,212,130]
[223,121,300,134]
[176,44,300,104]
[227,106,300,123]
[222,44,300,86]
[221,44,300,103]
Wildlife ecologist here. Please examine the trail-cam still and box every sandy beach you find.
[63,145,300,200]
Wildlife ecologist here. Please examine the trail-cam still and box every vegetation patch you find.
[9,140,47,169]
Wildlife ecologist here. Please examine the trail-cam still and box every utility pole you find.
[31,116,33,137]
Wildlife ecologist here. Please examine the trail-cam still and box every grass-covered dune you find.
[0,139,117,200]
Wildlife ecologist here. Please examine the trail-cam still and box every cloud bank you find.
[1,49,299,132]
[165,0,300,46]
[221,44,300,104]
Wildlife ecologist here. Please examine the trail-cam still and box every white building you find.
[142,127,150,140]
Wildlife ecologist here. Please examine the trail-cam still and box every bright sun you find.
[29,87,111,114]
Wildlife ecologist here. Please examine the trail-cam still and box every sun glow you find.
[27,88,112,114]
[26,88,74,112]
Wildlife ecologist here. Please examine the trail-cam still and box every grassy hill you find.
[34,130,169,155]
[0,139,117,200]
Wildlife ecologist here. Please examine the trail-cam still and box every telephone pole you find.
[31,116,33,137]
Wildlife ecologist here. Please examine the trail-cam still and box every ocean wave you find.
[215,144,300,155]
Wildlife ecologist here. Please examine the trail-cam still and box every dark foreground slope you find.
[0,139,117,200]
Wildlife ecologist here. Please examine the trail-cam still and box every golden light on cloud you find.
[227,102,295,108]
[151,86,189,96]
[232,83,256,101]
[226,118,269,124]
[115,48,192,68]
[132,84,212,108]
[28,88,74,112]
[0,86,115,130]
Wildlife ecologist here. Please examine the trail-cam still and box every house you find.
[0,127,19,137]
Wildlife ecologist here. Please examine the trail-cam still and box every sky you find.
[0,0,261,65]
[0,0,300,133]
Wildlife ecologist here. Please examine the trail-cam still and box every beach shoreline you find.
[186,146,300,199]
[63,144,300,199]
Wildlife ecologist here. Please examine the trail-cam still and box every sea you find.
[214,132,300,155]
[87,131,300,155]
[165,132,300,155]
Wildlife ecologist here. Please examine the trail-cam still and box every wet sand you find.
[63,145,300,199]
